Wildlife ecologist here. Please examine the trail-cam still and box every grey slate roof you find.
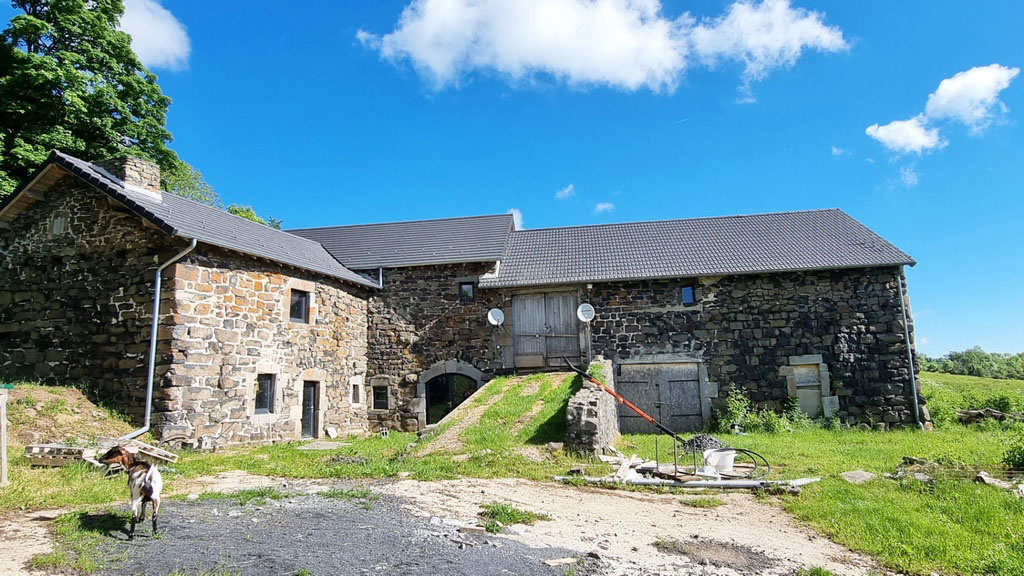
[479,209,914,288]
[288,214,514,270]
[28,151,378,288]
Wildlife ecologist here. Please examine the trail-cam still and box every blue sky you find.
[10,1,1023,356]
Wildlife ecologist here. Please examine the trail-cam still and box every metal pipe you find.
[897,266,923,429]
[124,238,197,440]
[553,476,821,489]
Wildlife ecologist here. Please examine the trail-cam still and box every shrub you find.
[1003,433,1024,470]
[713,391,750,433]
[784,398,816,430]
[988,393,1022,414]
[758,409,788,434]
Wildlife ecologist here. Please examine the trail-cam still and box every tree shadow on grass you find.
[524,374,583,445]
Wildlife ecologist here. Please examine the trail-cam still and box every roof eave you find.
[478,260,916,289]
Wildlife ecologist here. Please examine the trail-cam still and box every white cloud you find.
[507,208,523,229]
[830,145,847,156]
[359,0,845,93]
[919,336,930,346]
[594,202,615,213]
[924,64,1020,133]
[866,63,1019,155]
[120,0,190,70]
[899,166,918,188]
[555,184,575,199]
[360,0,690,91]
[865,115,945,154]
[689,0,847,86]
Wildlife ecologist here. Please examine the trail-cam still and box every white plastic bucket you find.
[703,449,736,472]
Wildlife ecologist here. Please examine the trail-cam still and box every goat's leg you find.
[129,498,141,540]
[151,496,160,534]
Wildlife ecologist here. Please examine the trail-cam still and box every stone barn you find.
[0,151,927,447]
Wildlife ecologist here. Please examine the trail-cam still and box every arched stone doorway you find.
[417,360,484,426]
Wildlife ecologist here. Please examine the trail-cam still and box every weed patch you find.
[320,487,379,509]
[198,487,288,507]
[681,496,723,508]
[479,501,551,533]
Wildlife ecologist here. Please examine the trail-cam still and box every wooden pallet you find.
[25,438,178,468]
[24,444,98,468]
[96,438,179,464]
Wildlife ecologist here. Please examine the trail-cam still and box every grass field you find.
[4,371,1024,575]
[620,371,1024,576]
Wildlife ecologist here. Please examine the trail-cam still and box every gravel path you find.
[90,490,596,576]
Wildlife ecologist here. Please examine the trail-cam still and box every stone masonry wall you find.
[0,173,175,417]
[586,267,922,429]
[156,247,370,446]
[565,356,619,454]
[367,262,500,430]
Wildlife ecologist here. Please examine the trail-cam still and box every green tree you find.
[226,204,283,230]
[1,0,180,195]
[0,1,281,227]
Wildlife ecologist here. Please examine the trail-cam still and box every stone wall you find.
[585,267,923,428]
[366,262,501,430]
[0,172,175,416]
[565,356,619,454]
[157,248,370,446]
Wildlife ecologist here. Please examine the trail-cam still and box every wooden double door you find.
[511,292,581,369]
[616,363,704,433]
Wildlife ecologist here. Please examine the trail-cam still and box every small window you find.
[290,289,310,323]
[50,212,67,236]
[681,285,697,305]
[372,386,388,410]
[255,374,275,413]
[351,383,360,404]
[459,282,475,303]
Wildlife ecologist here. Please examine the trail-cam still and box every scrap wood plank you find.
[97,438,178,463]
[24,443,98,468]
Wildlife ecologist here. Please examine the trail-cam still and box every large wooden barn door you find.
[544,292,580,368]
[616,363,703,433]
[511,292,581,369]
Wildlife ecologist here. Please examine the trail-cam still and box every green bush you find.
[712,391,750,433]
[785,398,816,430]
[1003,433,1024,469]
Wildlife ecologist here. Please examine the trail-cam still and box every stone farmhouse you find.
[0,152,927,446]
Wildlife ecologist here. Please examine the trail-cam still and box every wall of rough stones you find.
[157,248,370,446]
[565,356,619,454]
[585,267,923,428]
[0,172,175,416]
[366,262,501,430]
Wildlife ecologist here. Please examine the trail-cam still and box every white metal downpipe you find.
[124,238,197,440]
[897,266,923,430]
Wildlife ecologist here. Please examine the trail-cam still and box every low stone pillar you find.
[565,356,619,455]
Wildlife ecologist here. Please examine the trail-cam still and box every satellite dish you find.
[576,303,595,323]
[487,308,505,326]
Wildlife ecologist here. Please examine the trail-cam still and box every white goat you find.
[99,445,163,539]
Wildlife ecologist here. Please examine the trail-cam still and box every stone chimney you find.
[94,156,162,194]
